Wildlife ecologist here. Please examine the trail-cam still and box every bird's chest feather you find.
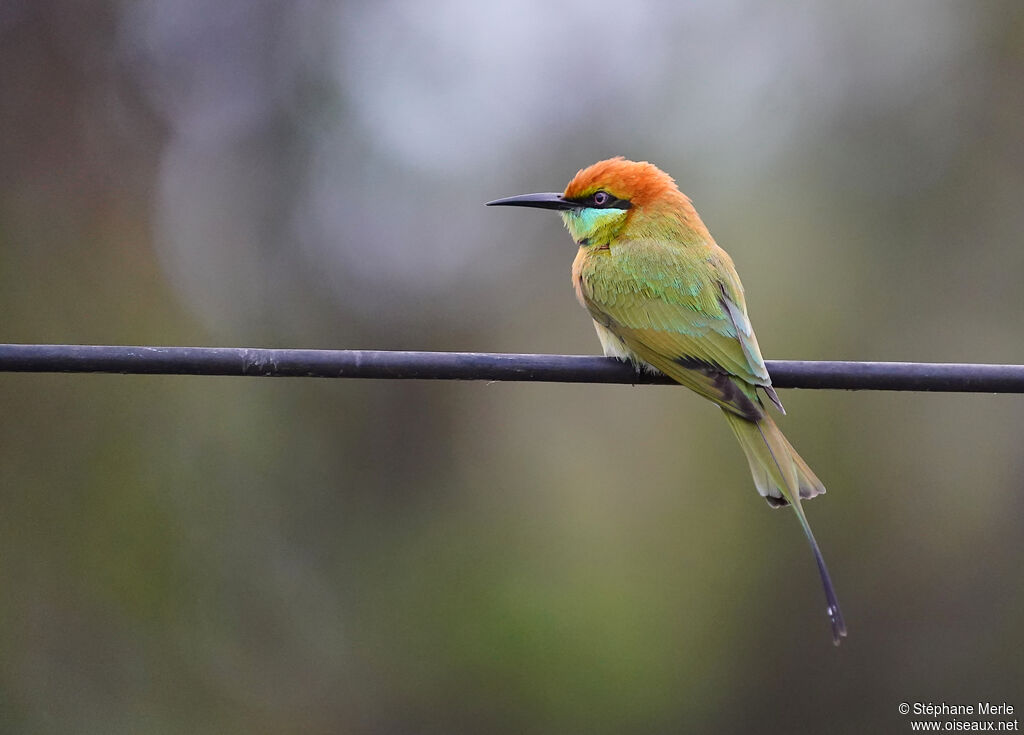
[571,241,664,309]
[571,245,611,310]
[571,243,652,333]
[570,245,641,362]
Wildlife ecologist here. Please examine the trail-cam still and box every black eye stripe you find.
[568,190,633,210]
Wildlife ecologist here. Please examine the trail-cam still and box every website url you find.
[909,721,1019,732]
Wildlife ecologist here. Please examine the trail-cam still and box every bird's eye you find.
[592,191,611,207]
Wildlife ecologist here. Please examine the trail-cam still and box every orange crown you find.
[563,157,686,209]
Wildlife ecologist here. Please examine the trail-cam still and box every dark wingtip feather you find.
[762,384,786,414]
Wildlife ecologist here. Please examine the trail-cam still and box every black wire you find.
[1,343,1022,392]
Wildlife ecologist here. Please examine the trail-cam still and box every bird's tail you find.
[722,409,848,644]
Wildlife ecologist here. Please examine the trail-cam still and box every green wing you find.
[580,239,781,420]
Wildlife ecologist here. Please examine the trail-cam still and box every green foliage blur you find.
[1,2,1023,733]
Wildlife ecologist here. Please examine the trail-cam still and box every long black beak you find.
[485,192,579,211]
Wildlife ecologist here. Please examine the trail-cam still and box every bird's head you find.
[487,157,706,245]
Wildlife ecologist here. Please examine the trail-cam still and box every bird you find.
[487,157,847,644]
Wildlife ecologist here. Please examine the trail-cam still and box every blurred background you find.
[1,1,1023,732]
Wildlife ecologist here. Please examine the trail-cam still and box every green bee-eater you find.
[488,157,847,644]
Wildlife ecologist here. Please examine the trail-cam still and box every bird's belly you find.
[593,320,637,362]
